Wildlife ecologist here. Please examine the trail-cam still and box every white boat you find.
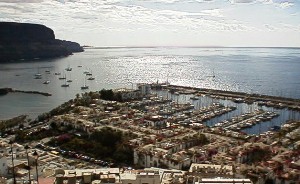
[43,80,50,84]
[65,62,72,71]
[65,67,72,71]
[35,67,42,77]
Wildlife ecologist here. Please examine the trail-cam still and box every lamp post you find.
[32,150,39,184]
[9,141,16,184]
[24,145,31,183]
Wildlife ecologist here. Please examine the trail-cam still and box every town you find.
[0,83,299,184]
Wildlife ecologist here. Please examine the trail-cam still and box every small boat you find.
[67,73,73,82]
[78,65,83,67]
[45,70,51,74]
[81,77,89,90]
[65,62,72,71]
[61,78,69,87]
[35,67,42,77]
[87,77,95,80]
[59,73,66,80]
[54,72,61,75]
[190,96,199,100]
[85,69,93,76]
[81,85,89,90]
[34,76,42,79]
[65,67,72,71]
[83,70,90,74]
[269,126,281,131]
[43,80,50,84]
[61,83,70,87]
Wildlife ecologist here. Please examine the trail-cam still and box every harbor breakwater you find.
[0,88,51,97]
[153,84,300,111]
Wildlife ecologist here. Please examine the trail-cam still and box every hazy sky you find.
[0,0,299,47]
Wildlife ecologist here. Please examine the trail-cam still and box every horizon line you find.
[83,45,300,49]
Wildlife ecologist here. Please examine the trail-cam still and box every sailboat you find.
[67,73,73,83]
[65,62,72,71]
[87,76,95,80]
[43,74,50,84]
[61,78,69,87]
[208,69,215,78]
[34,67,42,79]
[59,72,66,80]
[43,80,50,84]
[81,77,89,90]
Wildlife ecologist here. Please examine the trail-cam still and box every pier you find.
[0,88,52,96]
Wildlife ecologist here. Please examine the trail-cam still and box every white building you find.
[121,171,160,184]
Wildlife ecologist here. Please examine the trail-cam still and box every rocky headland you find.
[0,22,84,62]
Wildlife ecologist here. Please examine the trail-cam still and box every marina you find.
[152,84,300,135]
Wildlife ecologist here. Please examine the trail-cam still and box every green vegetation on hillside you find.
[48,127,137,165]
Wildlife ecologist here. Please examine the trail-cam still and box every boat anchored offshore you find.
[65,62,72,71]
[81,85,89,90]
[61,78,69,87]
[65,67,72,71]
[67,73,73,83]
[59,73,66,80]
[87,76,95,80]
[81,77,89,90]
[43,80,50,84]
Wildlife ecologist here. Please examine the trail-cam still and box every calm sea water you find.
[0,47,300,134]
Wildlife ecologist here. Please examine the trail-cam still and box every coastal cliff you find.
[0,22,84,62]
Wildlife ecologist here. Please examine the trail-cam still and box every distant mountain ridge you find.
[0,22,84,62]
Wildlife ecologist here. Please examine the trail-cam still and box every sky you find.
[0,0,299,47]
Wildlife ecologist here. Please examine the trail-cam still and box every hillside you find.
[0,22,84,62]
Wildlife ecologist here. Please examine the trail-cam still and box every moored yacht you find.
[87,76,95,80]
[43,80,50,84]
[61,83,69,87]
[81,77,89,89]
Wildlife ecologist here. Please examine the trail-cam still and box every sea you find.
[0,47,300,134]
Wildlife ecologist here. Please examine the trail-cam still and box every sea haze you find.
[0,47,299,120]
